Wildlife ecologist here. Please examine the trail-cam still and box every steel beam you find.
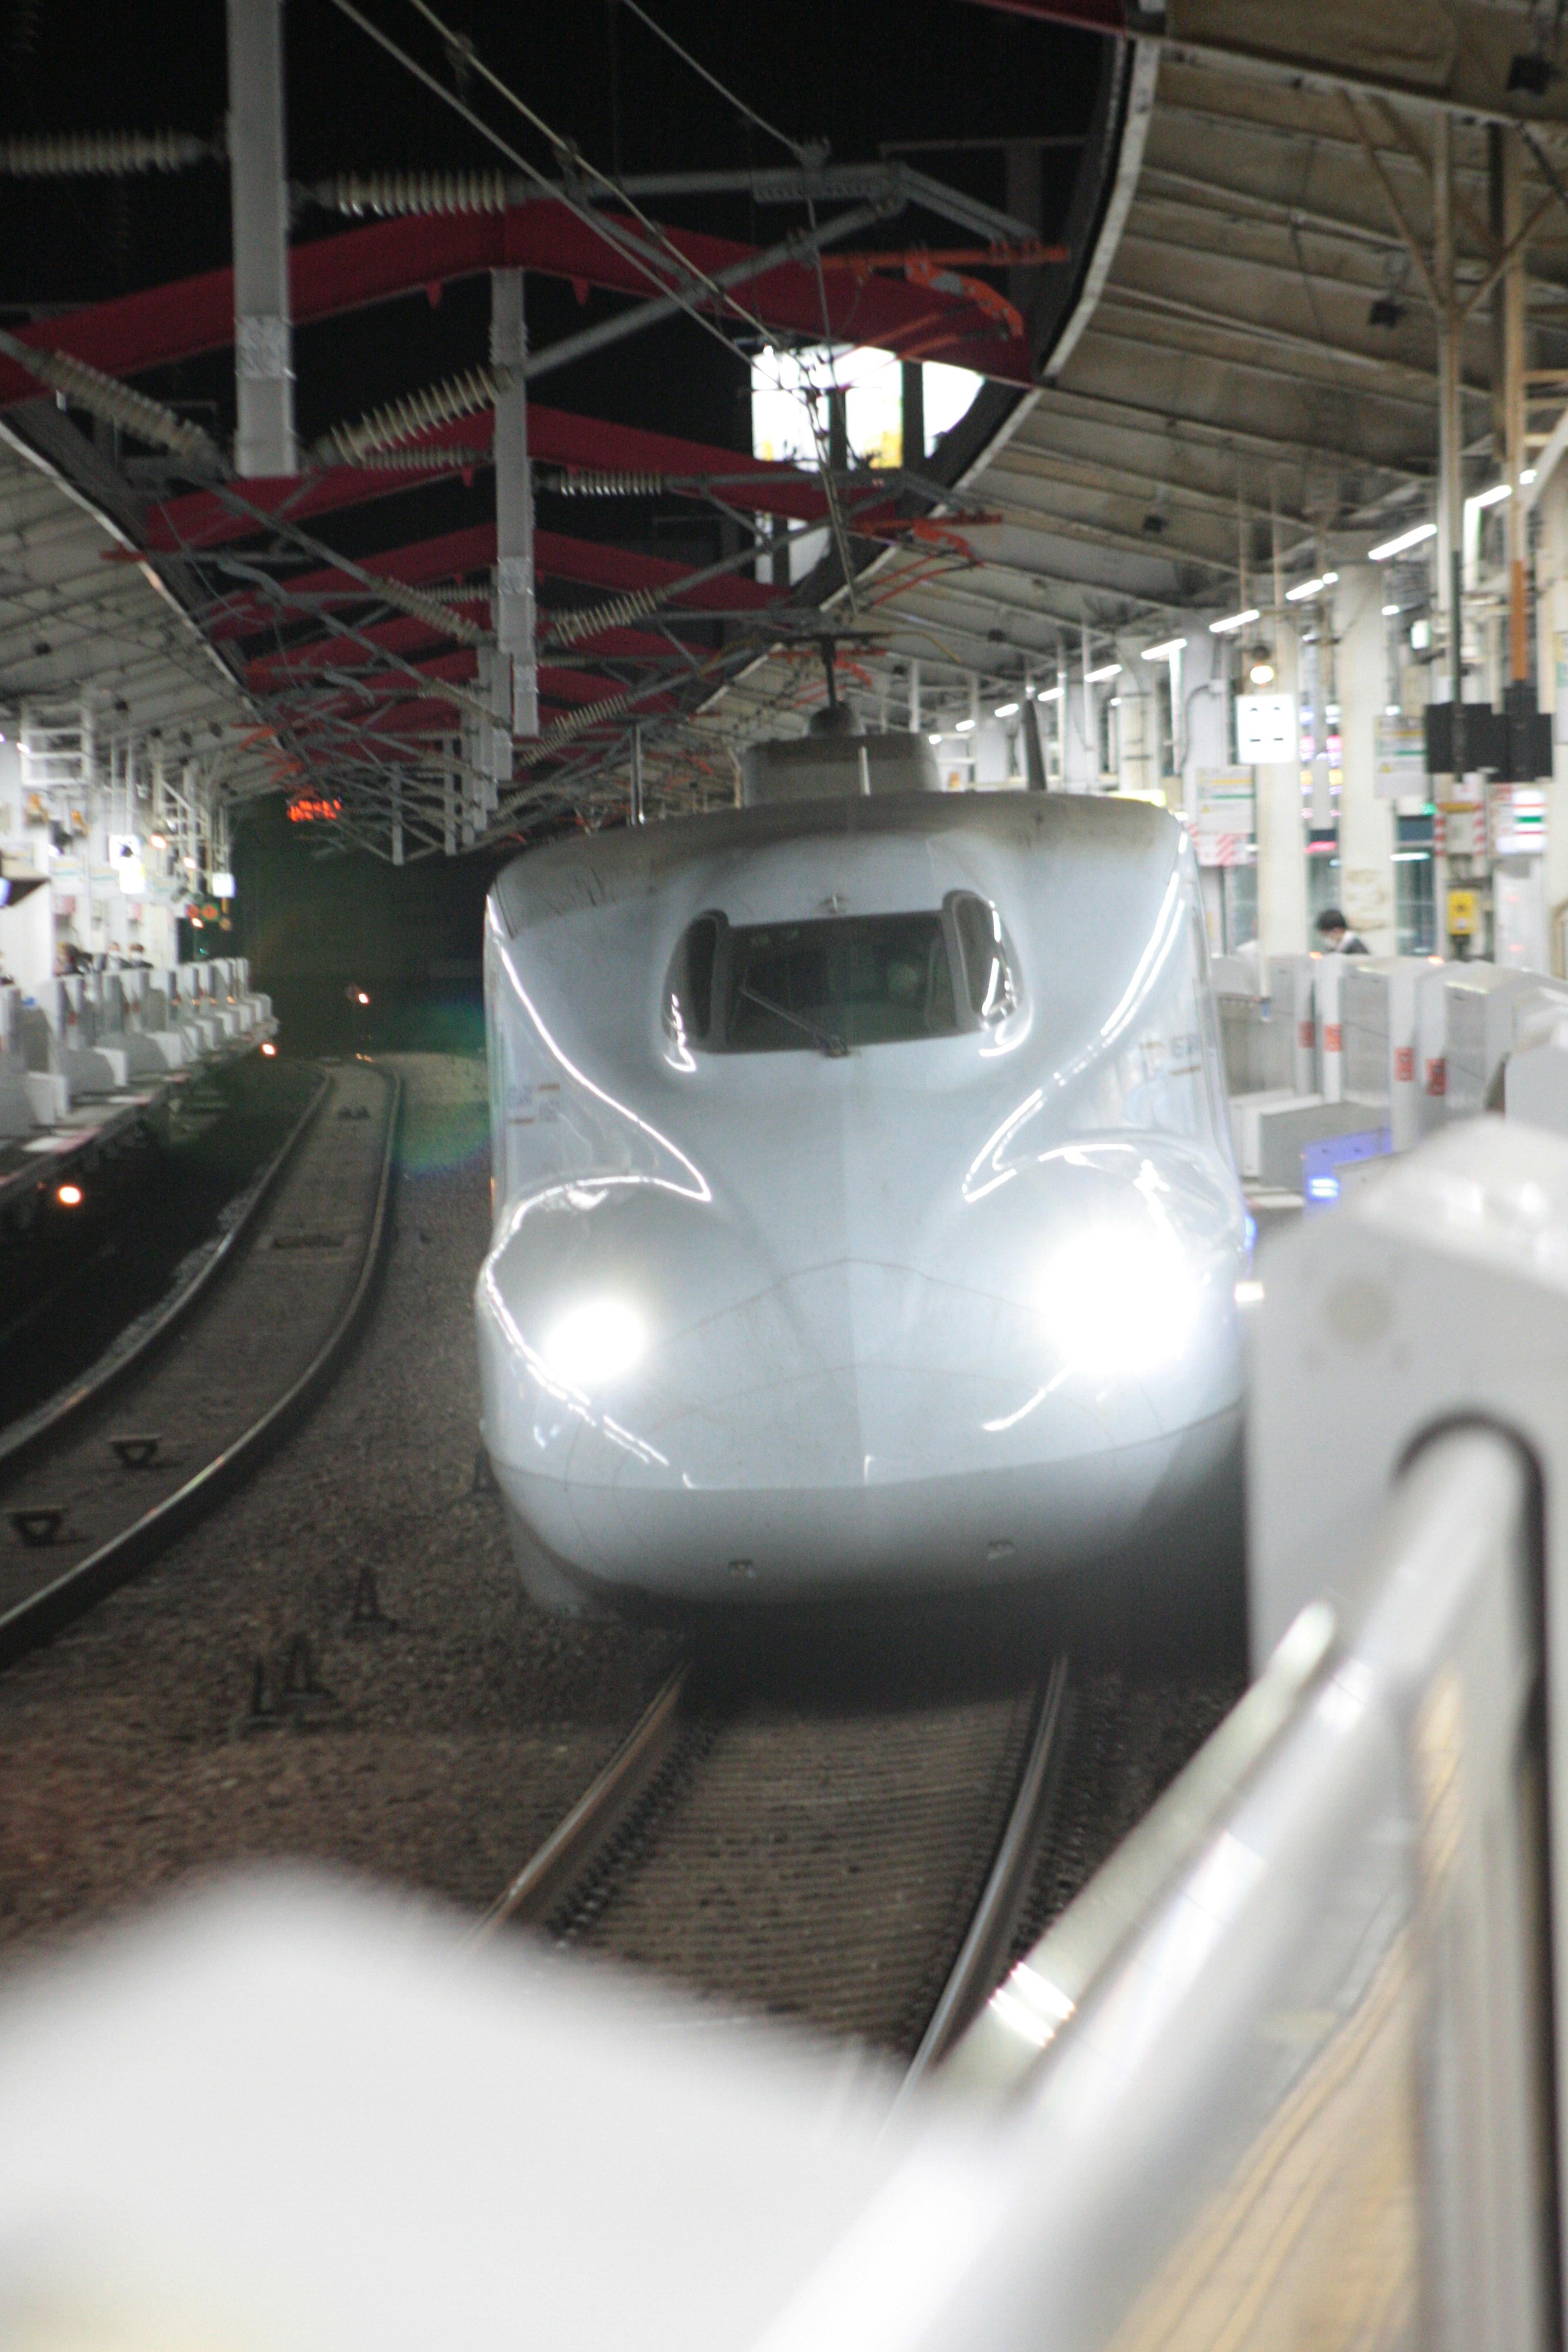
[0,198,1030,412]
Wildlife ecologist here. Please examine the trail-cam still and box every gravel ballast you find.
[0,1054,673,1956]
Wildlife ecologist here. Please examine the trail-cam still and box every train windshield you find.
[725,913,960,1051]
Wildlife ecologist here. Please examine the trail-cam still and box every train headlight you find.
[1038,1224,1198,1377]
[542,1299,645,1390]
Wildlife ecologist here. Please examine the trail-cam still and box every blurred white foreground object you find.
[0,1874,909,2352]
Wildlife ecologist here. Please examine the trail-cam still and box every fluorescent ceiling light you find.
[1209,608,1260,635]
[1470,482,1511,510]
[994,702,1020,718]
[1141,637,1187,660]
[1285,571,1339,602]
[1369,522,1437,561]
[1382,604,1400,616]
[955,717,976,732]
[927,733,942,745]
[1036,686,1064,703]
[1085,662,1122,683]
[1522,467,1538,485]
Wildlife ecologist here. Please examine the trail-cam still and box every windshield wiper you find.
[738,982,849,1058]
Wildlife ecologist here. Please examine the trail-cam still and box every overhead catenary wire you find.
[320,0,914,701]
[381,0,905,437]
[325,0,788,374]
[611,0,812,168]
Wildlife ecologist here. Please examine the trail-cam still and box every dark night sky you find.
[0,1,1105,1016]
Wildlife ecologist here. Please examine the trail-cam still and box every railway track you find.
[480,1642,1081,2073]
[0,1059,401,1670]
[479,1602,1241,2081]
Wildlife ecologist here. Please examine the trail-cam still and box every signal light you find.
[55,1182,83,1207]
[261,1040,277,1058]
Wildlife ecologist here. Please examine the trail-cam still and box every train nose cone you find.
[478,1183,1241,1601]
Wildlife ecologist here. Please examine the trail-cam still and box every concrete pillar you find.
[1333,567,1396,954]
[492,270,538,740]
[1181,626,1229,817]
[1255,616,1307,959]
[1061,669,1095,792]
[1115,661,1154,799]
[1537,466,1568,973]
[226,0,296,477]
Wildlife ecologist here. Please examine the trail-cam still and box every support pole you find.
[226,0,296,477]
[1498,127,1530,685]
[828,387,849,477]
[1333,568,1396,955]
[630,724,644,826]
[1255,616,1309,961]
[1434,112,1464,779]
[492,269,538,742]
[901,363,924,473]
[908,657,920,735]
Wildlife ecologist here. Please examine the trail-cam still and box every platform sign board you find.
[1492,784,1546,855]
[1237,694,1297,763]
[1374,714,1428,799]
[1194,770,1254,868]
[1439,798,1486,858]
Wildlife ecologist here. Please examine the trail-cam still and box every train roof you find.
[491,791,1180,937]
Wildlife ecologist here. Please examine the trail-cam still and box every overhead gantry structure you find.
[6,0,1568,861]
[0,0,1100,864]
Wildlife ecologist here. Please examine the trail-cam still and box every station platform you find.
[0,958,275,1223]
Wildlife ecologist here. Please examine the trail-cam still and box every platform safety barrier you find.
[760,1426,1552,2351]
[756,1094,1568,2350]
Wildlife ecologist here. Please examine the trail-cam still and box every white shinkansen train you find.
[477,754,1247,1615]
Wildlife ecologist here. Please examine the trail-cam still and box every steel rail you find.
[900,1653,1072,2093]
[475,1657,692,1936]
[0,1062,329,1484]
[0,1065,402,1671]
[478,1644,1073,2097]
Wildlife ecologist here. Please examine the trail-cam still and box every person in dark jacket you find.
[1316,908,1369,954]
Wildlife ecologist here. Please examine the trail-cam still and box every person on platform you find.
[1316,908,1369,954]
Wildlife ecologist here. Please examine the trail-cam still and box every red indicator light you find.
[55,1182,83,1207]
[261,1040,278,1058]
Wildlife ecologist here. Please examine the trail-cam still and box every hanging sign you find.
[1236,695,1297,762]
[1374,714,1428,799]
[1194,770,1254,869]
